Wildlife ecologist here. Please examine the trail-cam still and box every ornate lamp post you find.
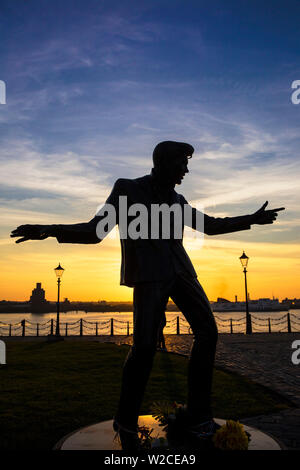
[239,251,252,334]
[54,263,65,336]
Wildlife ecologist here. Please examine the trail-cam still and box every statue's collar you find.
[150,168,175,192]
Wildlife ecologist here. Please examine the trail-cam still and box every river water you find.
[0,310,300,335]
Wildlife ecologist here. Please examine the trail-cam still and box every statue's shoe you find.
[167,408,221,449]
[113,419,142,452]
[184,419,221,439]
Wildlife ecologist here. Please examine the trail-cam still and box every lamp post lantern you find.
[239,251,252,334]
[54,263,65,336]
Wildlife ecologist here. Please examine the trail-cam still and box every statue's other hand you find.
[10,224,52,243]
[252,201,285,225]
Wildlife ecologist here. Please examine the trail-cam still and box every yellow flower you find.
[213,420,249,451]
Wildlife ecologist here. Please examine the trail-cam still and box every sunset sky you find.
[1,0,300,302]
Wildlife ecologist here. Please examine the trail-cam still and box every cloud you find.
[0,138,115,231]
[1,4,299,246]
[1,103,299,244]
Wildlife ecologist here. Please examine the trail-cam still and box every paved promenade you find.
[164,333,300,407]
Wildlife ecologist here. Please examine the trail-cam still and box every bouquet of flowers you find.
[150,401,250,451]
[213,420,250,451]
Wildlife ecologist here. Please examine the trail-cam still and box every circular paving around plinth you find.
[54,415,282,451]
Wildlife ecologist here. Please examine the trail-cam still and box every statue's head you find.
[152,141,194,185]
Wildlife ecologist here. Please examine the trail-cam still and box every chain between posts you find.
[1,312,299,336]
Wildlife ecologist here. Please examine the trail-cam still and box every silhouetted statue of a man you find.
[11,141,284,451]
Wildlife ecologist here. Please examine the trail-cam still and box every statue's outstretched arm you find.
[11,179,124,244]
[10,215,104,244]
[182,197,285,236]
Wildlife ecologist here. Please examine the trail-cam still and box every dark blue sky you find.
[0,0,299,243]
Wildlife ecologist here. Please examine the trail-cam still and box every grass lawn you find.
[0,341,290,450]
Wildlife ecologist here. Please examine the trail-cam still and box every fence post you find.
[65,323,68,337]
[50,319,54,335]
[96,322,98,336]
[127,321,130,336]
[230,318,233,334]
[246,313,252,335]
[268,318,271,334]
[21,319,25,337]
[9,324,12,337]
[80,319,83,336]
[36,323,39,337]
[110,318,114,336]
[287,312,292,333]
[176,316,180,335]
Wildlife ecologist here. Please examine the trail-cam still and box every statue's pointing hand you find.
[252,201,285,225]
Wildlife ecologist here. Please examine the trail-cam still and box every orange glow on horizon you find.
[1,235,299,303]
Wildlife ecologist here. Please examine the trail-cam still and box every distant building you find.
[281,298,300,309]
[61,297,71,312]
[211,296,287,312]
[29,282,49,313]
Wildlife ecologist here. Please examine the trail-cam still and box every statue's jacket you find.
[55,173,251,287]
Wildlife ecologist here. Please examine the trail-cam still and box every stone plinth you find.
[55,415,282,451]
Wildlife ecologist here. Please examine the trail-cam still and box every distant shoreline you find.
[0,307,297,314]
